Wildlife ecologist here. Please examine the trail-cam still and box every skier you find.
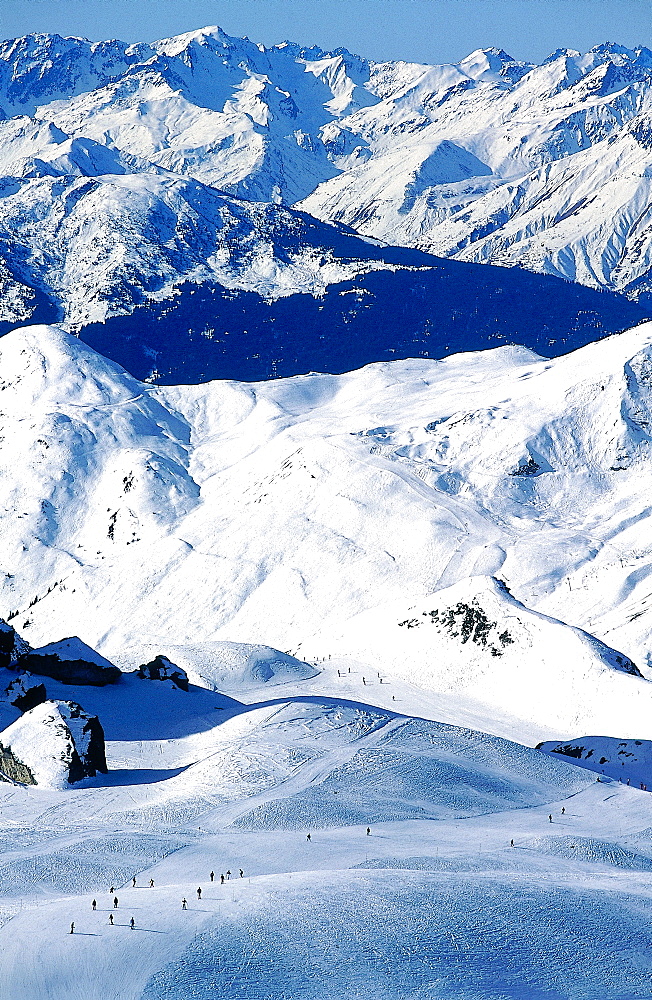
[70,922,75,934]
[149,879,154,888]
[366,827,371,836]
[92,899,97,910]
[239,869,244,878]
[182,898,187,909]
[548,814,553,823]
[197,887,202,900]
[220,874,225,884]
[108,913,114,925]
[210,871,214,882]
[132,876,136,888]
[113,896,119,908]
[561,807,565,815]
[226,870,231,879]
[109,886,115,894]
[130,917,135,930]
[306,833,311,842]
[510,839,514,847]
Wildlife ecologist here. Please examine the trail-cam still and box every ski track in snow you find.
[3,686,652,1000]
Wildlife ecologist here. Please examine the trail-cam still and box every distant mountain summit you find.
[0,28,650,380]
[1,28,650,290]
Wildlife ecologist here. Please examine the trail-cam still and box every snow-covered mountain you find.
[1,27,652,308]
[0,144,644,384]
[3,322,652,741]
[299,44,652,297]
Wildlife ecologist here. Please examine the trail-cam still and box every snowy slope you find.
[2,665,652,998]
[4,323,652,740]
[130,642,318,692]
[312,576,651,737]
[0,170,403,327]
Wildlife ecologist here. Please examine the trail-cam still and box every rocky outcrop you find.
[0,618,30,670]
[17,637,121,686]
[5,672,47,712]
[137,655,189,691]
[62,701,108,782]
[0,743,36,784]
[0,700,108,787]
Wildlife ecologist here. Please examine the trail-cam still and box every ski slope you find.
[2,661,652,999]
[2,323,652,995]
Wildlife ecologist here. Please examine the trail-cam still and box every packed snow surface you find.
[1,661,652,998]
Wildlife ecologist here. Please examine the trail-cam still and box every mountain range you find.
[0,29,651,380]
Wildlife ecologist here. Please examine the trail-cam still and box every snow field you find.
[1,639,652,997]
[7,324,652,748]
[4,786,652,999]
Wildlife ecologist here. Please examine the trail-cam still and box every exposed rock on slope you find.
[137,655,189,691]
[18,638,121,686]
[313,576,650,736]
[0,699,107,786]
[538,735,652,787]
[0,618,30,669]
[5,672,47,712]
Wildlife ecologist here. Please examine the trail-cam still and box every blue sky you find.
[1,0,650,64]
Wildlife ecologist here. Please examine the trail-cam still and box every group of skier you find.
[206,868,245,886]
[69,866,249,932]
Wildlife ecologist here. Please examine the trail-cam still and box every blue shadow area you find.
[76,241,650,385]
[82,766,189,787]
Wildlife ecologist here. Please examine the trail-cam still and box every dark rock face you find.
[62,701,108,781]
[17,651,121,686]
[0,743,36,784]
[137,655,189,691]
[6,673,47,712]
[0,619,30,670]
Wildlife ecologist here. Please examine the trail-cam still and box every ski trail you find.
[204,715,406,830]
